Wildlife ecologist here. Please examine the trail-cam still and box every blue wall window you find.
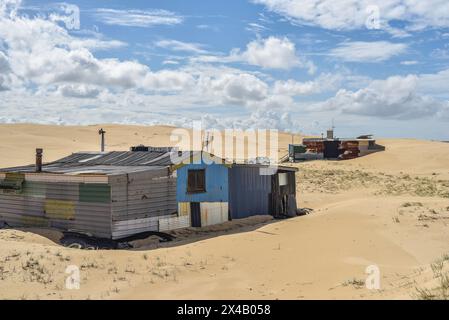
[176,162,229,203]
[187,169,206,193]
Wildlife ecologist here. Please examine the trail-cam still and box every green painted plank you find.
[79,183,111,203]
[22,181,47,197]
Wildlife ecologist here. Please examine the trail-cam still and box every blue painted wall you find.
[176,161,229,203]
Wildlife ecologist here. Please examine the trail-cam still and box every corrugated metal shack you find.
[176,152,230,228]
[339,136,385,159]
[288,144,307,162]
[302,138,341,159]
[339,140,360,160]
[177,153,299,224]
[1,149,300,238]
[0,150,190,239]
[297,135,384,161]
[302,138,325,154]
[229,164,298,219]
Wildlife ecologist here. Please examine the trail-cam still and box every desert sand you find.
[0,124,449,300]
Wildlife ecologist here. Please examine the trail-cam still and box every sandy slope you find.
[318,139,449,178]
[0,123,301,168]
[0,124,185,168]
[0,124,449,300]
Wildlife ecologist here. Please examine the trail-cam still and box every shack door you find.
[190,202,201,227]
[323,140,340,159]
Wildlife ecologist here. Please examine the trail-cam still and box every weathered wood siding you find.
[109,168,177,239]
[0,177,112,238]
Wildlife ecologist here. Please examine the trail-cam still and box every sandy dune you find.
[319,138,449,178]
[0,124,449,299]
[0,123,301,168]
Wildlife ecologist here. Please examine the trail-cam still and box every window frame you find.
[278,172,288,186]
[187,169,206,193]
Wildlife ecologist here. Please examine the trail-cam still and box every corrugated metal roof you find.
[0,150,296,175]
[303,137,376,142]
[339,138,376,142]
[231,164,298,172]
[0,164,167,175]
[0,151,195,175]
[302,138,327,142]
[53,151,188,166]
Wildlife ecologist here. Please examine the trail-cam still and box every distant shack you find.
[289,134,385,161]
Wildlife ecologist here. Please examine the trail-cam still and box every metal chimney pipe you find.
[99,128,106,152]
[36,148,43,172]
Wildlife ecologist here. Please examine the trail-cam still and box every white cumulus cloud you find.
[155,39,207,54]
[273,73,342,96]
[316,75,449,119]
[57,84,101,98]
[329,41,407,62]
[195,36,315,73]
[240,36,306,70]
[94,8,183,27]
[252,0,449,31]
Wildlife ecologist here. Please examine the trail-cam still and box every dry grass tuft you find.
[415,255,449,300]
[342,278,365,289]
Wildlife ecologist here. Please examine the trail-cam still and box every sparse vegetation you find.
[108,266,118,274]
[81,261,99,270]
[298,168,449,198]
[431,260,444,275]
[125,265,136,274]
[21,256,53,284]
[398,202,449,227]
[0,265,5,281]
[415,255,449,300]
[342,278,365,289]
[402,202,423,207]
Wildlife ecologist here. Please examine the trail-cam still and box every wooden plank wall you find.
[0,180,112,238]
[109,168,177,238]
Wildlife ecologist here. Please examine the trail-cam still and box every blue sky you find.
[1,0,449,139]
